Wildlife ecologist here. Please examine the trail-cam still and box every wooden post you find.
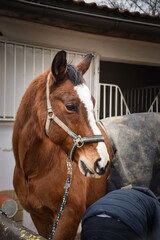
[0,213,47,240]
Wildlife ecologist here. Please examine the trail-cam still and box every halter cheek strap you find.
[45,73,78,139]
[45,73,104,161]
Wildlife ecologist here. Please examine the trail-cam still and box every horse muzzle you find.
[78,156,109,178]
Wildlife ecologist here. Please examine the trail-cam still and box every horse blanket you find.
[102,112,160,198]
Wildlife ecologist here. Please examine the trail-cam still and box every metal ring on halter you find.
[75,135,84,148]
[68,135,104,162]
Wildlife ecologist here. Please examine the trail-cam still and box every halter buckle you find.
[75,135,84,148]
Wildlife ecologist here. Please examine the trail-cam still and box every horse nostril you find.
[94,158,106,176]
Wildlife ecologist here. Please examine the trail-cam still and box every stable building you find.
[0,0,160,229]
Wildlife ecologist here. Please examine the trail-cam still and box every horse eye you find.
[66,104,77,112]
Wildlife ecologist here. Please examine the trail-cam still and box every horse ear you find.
[51,50,67,80]
[77,54,93,75]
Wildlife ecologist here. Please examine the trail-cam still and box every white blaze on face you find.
[74,83,110,169]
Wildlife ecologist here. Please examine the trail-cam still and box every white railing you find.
[148,90,160,113]
[99,83,130,119]
[0,41,59,121]
[123,86,160,113]
[0,40,94,121]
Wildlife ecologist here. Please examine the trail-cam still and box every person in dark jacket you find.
[81,186,160,240]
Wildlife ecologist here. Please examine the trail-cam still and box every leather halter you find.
[45,72,104,161]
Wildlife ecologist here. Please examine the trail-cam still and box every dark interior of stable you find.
[99,61,160,117]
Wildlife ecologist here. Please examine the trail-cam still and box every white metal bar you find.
[127,89,129,110]
[123,89,129,114]
[93,55,100,120]
[24,45,26,90]
[89,65,92,92]
[33,47,35,79]
[50,49,53,63]
[109,86,112,117]
[118,86,130,115]
[3,42,6,119]
[156,98,158,112]
[100,83,121,88]
[96,82,100,120]
[125,91,128,115]
[120,93,123,116]
[13,44,16,120]
[151,106,153,112]
[115,87,117,117]
[42,48,45,72]
[126,89,129,112]
[0,118,15,122]
[148,91,160,112]
[103,85,106,119]
[75,54,77,65]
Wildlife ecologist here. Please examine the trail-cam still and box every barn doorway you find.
[99,61,160,119]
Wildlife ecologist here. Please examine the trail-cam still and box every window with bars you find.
[0,41,94,121]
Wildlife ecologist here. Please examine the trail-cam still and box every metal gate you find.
[99,83,130,119]
[99,83,160,119]
[123,86,160,113]
[148,89,160,113]
[0,40,97,121]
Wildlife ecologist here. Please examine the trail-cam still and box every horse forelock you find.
[67,64,82,85]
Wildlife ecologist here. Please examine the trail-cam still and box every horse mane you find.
[67,64,82,85]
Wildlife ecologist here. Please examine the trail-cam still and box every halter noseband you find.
[45,73,104,161]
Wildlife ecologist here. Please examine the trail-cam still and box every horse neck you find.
[14,69,67,174]
[32,137,66,174]
[18,122,67,178]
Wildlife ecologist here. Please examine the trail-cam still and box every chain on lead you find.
[48,158,73,240]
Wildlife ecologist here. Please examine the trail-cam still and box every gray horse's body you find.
[102,112,160,198]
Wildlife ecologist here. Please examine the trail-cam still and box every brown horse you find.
[12,51,113,240]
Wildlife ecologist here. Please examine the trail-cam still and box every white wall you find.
[0,122,15,190]
[0,16,160,66]
[0,123,38,232]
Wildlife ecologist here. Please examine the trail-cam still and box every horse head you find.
[45,51,111,178]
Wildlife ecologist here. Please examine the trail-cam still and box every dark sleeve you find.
[148,200,160,240]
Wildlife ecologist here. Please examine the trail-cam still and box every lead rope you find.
[0,209,7,217]
[48,158,73,240]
